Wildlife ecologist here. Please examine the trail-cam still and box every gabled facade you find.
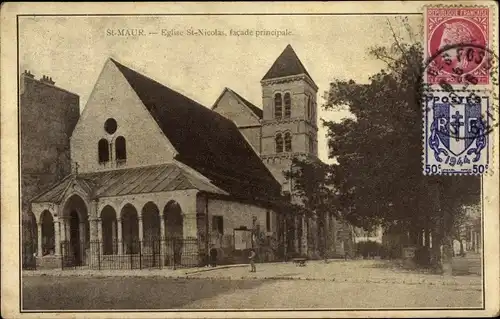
[212,87,263,154]
[30,58,284,269]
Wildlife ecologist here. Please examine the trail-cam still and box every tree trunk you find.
[441,234,453,276]
[424,226,430,248]
[430,228,441,269]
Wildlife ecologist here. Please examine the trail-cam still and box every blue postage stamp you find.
[423,90,491,175]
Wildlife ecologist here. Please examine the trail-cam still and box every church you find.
[29,45,354,269]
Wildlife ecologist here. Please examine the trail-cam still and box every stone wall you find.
[20,71,79,223]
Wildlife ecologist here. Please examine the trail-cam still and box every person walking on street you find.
[210,246,218,267]
[249,249,256,272]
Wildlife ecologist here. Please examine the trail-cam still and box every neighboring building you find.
[213,45,354,259]
[20,71,79,264]
[460,204,481,253]
[354,226,384,244]
[30,58,284,269]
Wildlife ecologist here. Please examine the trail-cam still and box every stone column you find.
[79,221,85,242]
[312,214,318,256]
[182,214,199,266]
[37,222,43,256]
[97,219,102,241]
[301,215,308,256]
[59,217,67,257]
[160,214,166,262]
[183,213,198,238]
[138,215,144,241]
[89,201,99,242]
[117,218,123,254]
[54,218,61,255]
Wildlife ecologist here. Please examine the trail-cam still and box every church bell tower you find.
[260,44,319,192]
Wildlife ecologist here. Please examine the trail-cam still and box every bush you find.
[356,241,383,258]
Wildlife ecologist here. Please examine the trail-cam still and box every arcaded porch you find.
[29,164,221,269]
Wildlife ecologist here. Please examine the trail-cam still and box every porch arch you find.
[164,200,183,239]
[62,194,90,266]
[121,203,139,254]
[142,202,161,258]
[40,210,55,256]
[101,205,118,255]
[142,202,160,241]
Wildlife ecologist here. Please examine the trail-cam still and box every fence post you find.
[61,242,64,270]
[139,240,142,270]
[159,238,162,270]
[173,238,176,270]
[97,241,101,271]
[129,242,133,270]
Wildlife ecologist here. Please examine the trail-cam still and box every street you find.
[22,258,483,310]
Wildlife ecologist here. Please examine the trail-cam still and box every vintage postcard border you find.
[1,2,499,318]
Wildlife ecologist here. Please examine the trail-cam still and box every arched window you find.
[284,132,292,152]
[275,133,283,153]
[284,93,291,118]
[309,98,314,120]
[274,93,282,119]
[115,136,127,162]
[98,139,110,163]
[306,95,311,120]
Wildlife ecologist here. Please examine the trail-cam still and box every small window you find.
[309,98,314,120]
[285,132,292,152]
[274,93,282,119]
[104,118,117,134]
[98,139,110,163]
[212,216,224,235]
[284,93,291,118]
[275,133,283,153]
[115,136,127,161]
[284,132,292,152]
[266,211,271,232]
[308,135,314,154]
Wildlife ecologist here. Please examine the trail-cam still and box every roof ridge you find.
[228,88,263,119]
[110,58,208,110]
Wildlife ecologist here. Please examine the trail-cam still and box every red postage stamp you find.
[425,7,491,85]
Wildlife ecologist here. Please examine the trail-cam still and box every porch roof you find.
[31,163,226,204]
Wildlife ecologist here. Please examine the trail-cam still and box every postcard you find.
[1,1,499,318]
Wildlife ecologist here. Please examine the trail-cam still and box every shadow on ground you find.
[22,276,265,310]
[361,257,481,276]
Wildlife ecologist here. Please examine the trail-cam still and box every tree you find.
[284,157,336,259]
[319,18,480,274]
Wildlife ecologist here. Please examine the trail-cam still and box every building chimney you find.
[23,70,35,79]
[40,75,55,85]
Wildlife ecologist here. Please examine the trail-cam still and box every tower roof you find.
[262,45,315,85]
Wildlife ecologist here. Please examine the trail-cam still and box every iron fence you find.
[22,241,37,270]
[60,237,202,270]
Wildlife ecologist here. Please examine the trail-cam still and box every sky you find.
[19,15,421,163]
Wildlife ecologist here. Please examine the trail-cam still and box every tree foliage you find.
[286,19,480,268]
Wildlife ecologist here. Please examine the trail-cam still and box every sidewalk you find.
[23,258,482,287]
